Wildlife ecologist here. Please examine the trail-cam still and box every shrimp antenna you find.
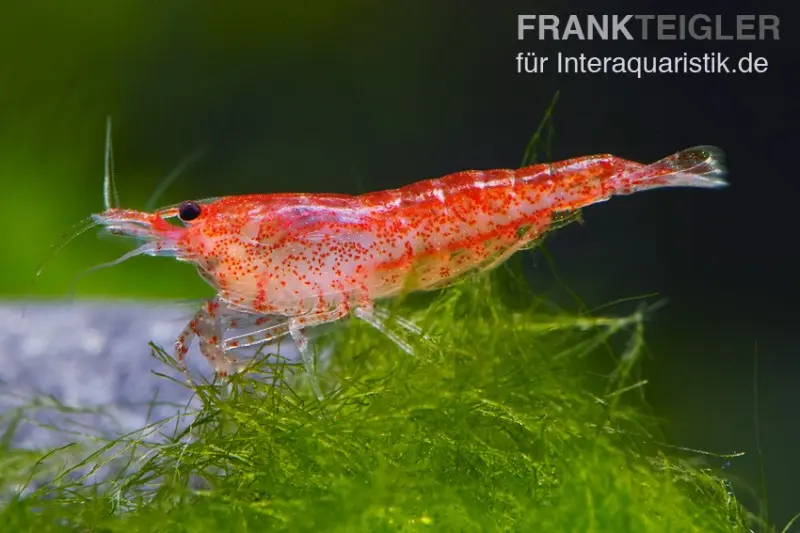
[29,117,119,307]
[32,117,119,289]
[145,146,207,212]
[66,244,152,300]
[34,216,100,279]
[27,216,101,315]
[103,115,119,211]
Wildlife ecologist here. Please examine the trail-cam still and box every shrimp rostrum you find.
[89,144,727,398]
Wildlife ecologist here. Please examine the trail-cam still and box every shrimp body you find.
[92,145,727,397]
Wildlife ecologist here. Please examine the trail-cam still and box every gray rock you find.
[0,301,300,450]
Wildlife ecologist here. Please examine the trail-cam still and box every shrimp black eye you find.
[178,201,202,221]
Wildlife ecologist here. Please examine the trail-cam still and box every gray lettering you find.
[636,15,654,39]
[715,15,733,40]
[737,15,756,40]
[613,15,634,40]
[562,15,586,40]
[540,15,560,40]
[586,15,608,40]
[760,15,779,40]
[518,15,536,40]
[658,15,677,40]
[688,14,711,40]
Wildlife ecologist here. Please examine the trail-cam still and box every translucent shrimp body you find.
[92,145,727,398]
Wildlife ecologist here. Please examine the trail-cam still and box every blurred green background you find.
[1,0,796,526]
[3,0,476,300]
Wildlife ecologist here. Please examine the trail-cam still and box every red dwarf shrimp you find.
[84,138,727,399]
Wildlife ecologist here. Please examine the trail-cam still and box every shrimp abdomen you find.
[365,146,726,295]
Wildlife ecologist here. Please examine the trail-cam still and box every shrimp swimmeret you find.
[82,137,727,399]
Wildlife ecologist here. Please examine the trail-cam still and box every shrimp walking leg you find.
[355,304,416,357]
[175,304,207,370]
[222,321,290,351]
[372,307,424,337]
[288,303,352,400]
[175,297,241,378]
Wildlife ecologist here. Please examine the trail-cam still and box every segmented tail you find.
[608,146,728,196]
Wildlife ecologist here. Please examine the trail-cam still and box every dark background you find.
[2,0,796,526]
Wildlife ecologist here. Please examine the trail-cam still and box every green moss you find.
[0,94,765,531]
[0,273,755,532]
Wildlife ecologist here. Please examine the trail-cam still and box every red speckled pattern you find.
[92,145,726,392]
[168,155,639,316]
